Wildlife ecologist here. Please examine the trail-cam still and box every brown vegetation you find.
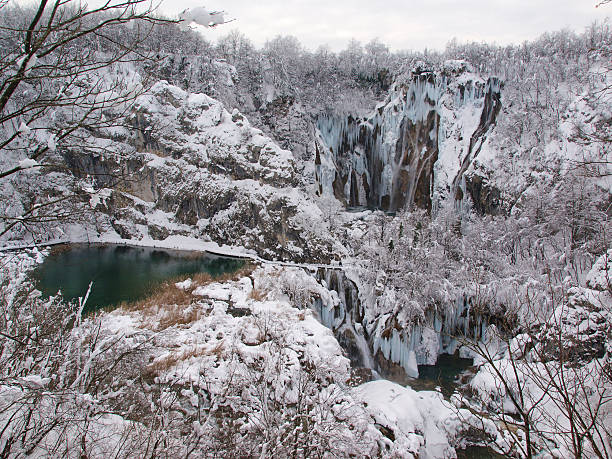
[121,284,194,311]
[157,305,202,331]
[190,263,256,286]
[122,263,255,308]
[146,341,226,376]
[116,263,257,331]
[48,243,75,256]
[248,287,268,301]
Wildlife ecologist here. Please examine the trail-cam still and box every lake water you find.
[457,446,507,459]
[32,244,245,312]
[32,244,501,457]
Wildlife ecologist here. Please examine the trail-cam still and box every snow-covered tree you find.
[0,0,173,240]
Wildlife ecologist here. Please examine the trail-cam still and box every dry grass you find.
[207,263,257,283]
[117,263,258,331]
[499,420,522,435]
[147,347,202,375]
[128,299,203,332]
[121,283,194,312]
[146,342,225,376]
[48,243,74,256]
[191,272,214,285]
[157,304,202,330]
[176,263,256,288]
[248,287,268,301]
[122,263,256,309]
[118,281,196,330]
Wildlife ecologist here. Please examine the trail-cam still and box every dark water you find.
[32,244,245,312]
[409,353,475,397]
[411,355,505,459]
[456,446,506,459]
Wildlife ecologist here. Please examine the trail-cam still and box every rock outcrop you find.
[63,81,341,263]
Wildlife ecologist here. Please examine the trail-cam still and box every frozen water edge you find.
[0,233,345,270]
[2,246,508,458]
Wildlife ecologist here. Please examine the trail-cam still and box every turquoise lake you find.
[32,244,245,312]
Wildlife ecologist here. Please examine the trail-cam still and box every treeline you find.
[134,20,611,112]
[131,18,611,169]
[3,3,609,116]
[3,3,608,168]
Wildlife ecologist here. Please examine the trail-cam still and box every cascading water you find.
[315,64,502,213]
[316,72,444,212]
[311,267,497,383]
[311,268,375,370]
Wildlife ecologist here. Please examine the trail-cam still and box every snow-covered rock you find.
[59,80,342,263]
[94,264,472,457]
[354,379,498,458]
[315,68,502,212]
[587,249,612,292]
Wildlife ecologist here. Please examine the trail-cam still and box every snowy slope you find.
[0,250,505,457]
[0,76,343,263]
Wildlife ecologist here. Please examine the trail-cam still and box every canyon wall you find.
[315,63,502,213]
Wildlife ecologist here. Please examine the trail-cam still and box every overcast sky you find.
[159,0,610,52]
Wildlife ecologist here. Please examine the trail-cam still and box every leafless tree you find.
[0,254,157,456]
[458,279,612,458]
[0,0,173,241]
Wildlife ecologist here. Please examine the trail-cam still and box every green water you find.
[409,353,475,397]
[32,244,245,312]
[456,446,507,459]
[412,355,503,459]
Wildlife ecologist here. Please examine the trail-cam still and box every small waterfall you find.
[312,268,376,370]
[310,267,497,383]
[353,322,375,369]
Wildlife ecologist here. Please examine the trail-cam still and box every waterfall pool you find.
[457,446,507,459]
[31,245,502,458]
[31,244,245,313]
[410,353,475,397]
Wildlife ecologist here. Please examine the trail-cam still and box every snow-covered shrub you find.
[0,250,155,457]
[462,256,612,458]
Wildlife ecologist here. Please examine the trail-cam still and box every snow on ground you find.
[1,74,342,264]
[463,251,612,457]
[99,263,500,457]
[467,355,612,457]
[0,383,148,458]
[1,250,501,457]
[0,246,47,307]
[354,379,500,458]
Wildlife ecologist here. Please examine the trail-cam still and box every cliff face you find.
[315,63,502,212]
[59,81,341,263]
[451,77,502,201]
